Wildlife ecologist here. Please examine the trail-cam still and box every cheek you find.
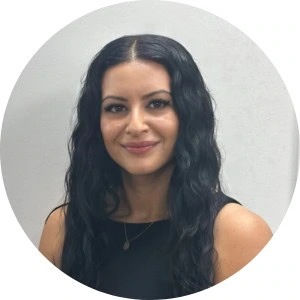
[155,115,179,140]
[100,119,113,148]
[100,118,124,144]
[100,120,107,139]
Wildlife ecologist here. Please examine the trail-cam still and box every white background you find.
[0,0,299,299]
[1,0,296,248]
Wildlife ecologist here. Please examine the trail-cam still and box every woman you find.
[39,34,272,299]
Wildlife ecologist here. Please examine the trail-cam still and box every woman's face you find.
[100,59,179,176]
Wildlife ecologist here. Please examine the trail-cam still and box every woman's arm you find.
[213,203,273,283]
[38,207,66,268]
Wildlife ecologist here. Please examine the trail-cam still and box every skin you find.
[39,59,273,284]
[100,60,178,222]
[213,203,272,283]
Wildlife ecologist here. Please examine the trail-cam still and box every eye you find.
[148,99,171,109]
[103,104,127,113]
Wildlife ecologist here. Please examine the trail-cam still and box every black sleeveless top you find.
[96,192,240,299]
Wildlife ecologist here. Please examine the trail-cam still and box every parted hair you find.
[59,34,222,297]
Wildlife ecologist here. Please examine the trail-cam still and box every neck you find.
[115,164,174,223]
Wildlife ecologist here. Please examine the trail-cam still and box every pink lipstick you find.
[123,141,159,155]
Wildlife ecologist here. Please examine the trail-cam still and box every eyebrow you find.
[101,89,172,102]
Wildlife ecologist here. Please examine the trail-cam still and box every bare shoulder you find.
[213,203,273,284]
[38,205,67,268]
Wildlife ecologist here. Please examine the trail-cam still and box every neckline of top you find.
[107,218,169,225]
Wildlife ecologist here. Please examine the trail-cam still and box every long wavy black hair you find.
[60,34,222,297]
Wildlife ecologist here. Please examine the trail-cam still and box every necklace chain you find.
[123,222,154,250]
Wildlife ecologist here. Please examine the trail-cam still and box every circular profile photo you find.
[0,1,298,299]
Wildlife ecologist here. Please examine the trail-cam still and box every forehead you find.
[101,60,171,96]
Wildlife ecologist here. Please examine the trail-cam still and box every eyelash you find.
[103,99,171,113]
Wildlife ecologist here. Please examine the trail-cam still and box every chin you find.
[121,160,175,177]
[122,166,159,176]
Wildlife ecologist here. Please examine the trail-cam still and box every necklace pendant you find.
[123,240,130,250]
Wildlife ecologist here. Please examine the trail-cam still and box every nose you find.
[125,107,149,136]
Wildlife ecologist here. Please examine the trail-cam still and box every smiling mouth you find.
[123,142,159,155]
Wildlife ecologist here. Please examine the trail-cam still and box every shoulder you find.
[213,202,273,284]
[39,205,67,268]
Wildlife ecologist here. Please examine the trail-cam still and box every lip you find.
[122,141,160,154]
[124,141,159,147]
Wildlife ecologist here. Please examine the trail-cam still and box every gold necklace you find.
[122,222,154,250]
